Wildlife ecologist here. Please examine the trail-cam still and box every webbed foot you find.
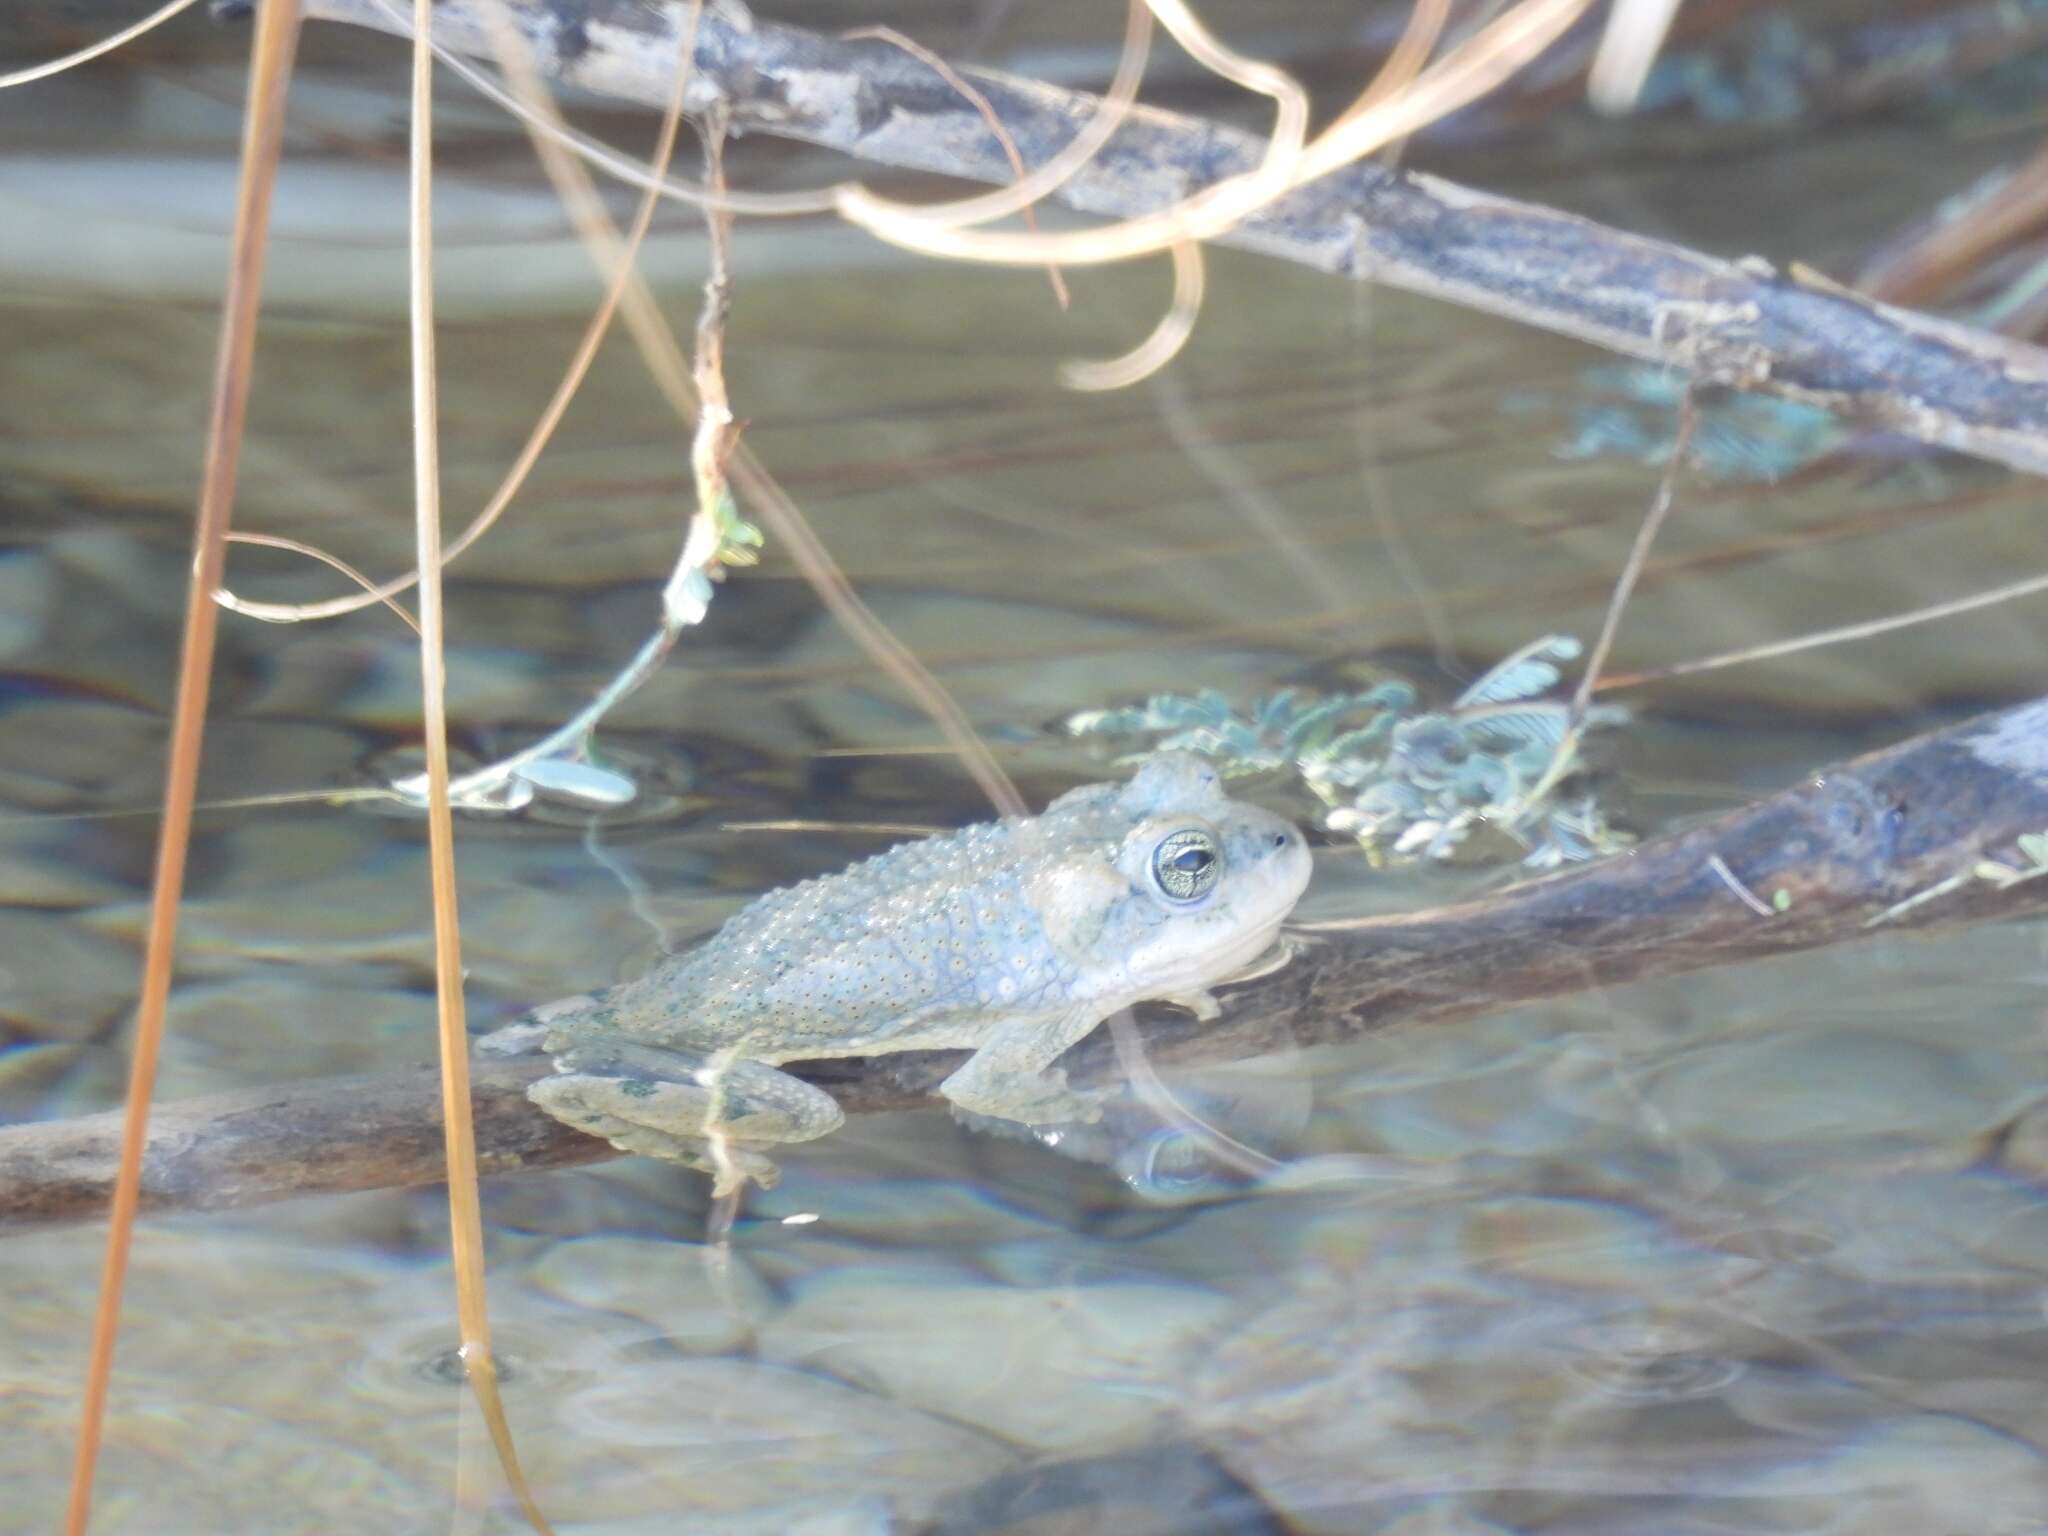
[527,1031,845,1191]
[942,1063,1107,1130]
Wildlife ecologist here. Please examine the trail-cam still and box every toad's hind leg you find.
[938,1004,1110,1128]
[528,1033,845,1191]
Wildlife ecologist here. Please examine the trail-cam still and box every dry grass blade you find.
[1330,0,1449,129]
[404,0,552,1527]
[64,2,304,1531]
[1596,566,2048,691]
[0,0,206,89]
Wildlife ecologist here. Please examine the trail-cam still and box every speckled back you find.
[600,787,1124,1048]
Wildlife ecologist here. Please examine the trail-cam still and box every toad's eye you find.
[1152,829,1219,903]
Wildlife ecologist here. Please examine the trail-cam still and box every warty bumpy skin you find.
[527,752,1313,1191]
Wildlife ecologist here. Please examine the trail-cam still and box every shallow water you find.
[8,5,2048,1532]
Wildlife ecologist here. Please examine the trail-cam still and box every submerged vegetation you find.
[1070,636,1633,868]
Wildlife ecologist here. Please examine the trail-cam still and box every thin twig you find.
[1596,565,2048,691]
[1572,385,1697,722]
[65,3,303,1530]
[218,531,421,633]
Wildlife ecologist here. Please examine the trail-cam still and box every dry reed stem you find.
[64,3,304,1531]
[1334,0,1450,129]
[404,0,553,1525]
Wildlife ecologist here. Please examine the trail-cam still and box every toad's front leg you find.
[938,1005,1111,1128]
[528,1033,845,1193]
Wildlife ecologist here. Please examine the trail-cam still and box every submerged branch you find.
[291,0,2048,478]
[10,693,2048,1228]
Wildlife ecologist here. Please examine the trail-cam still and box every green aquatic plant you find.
[1068,681,1416,778]
[1529,363,1840,482]
[1070,636,1633,869]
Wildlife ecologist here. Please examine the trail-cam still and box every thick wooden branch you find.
[287,0,2048,478]
[9,694,2048,1228]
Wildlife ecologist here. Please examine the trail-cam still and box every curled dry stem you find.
[840,24,1072,309]
[835,0,1582,267]
[849,0,1155,235]
[1060,237,1204,392]
[0,0,206,89]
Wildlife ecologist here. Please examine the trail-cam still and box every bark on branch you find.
[9,694,2048,1228]
[288,0,2048,478]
